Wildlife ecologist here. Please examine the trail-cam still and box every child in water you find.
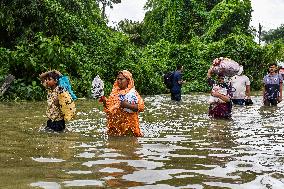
[40,71,66,132]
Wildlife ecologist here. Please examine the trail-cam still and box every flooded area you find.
[1,93,284,189]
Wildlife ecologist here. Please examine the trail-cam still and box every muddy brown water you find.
[1,94,284,188]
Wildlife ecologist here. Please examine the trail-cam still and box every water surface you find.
[1,94,284,188]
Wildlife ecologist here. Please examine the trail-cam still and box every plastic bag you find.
[92,75,104,99]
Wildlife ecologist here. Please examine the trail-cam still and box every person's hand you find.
[278,96,282,102]
[99,96,107,107]
[120,100,129,109]
[120,100,138,112]
[245,96,251,99]
[211,91,220,97]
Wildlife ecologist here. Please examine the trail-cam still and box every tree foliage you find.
[96,0,122,19]
[0,0,283,100]
[204,0,252,42]
[117,19,145,46]
[261,24,284,44]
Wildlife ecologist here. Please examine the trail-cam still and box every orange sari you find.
[104,70,144,136]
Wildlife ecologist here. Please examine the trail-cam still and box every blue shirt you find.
[171,71,182,93]
[263,73,283,100]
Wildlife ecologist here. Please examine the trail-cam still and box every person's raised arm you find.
[207,67,213,78]
[207,67,215,87]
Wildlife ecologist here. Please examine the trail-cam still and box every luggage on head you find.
[212,57,241,77]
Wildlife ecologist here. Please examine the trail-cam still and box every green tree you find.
[204,0,252,42]
[142,0,223,44]
[97,0,121,19]
[117,19,145,46]
[261,24,284,44]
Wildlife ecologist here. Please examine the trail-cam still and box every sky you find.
[106,0,284,31]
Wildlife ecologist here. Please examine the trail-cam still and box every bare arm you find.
[207,67,213,78]
[245,85,251,97]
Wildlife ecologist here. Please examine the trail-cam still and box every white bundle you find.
[208,85,227,104]
[119,88,138,113]
[91,75,104,99]
[212,57,241,77]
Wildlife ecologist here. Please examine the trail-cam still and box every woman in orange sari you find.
[101,70,144,136]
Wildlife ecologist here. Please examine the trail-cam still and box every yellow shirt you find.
[46,86,64,121]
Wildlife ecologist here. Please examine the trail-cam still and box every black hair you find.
[176,64,183,70]
[217,73,225,78]
[47,71,60,81]
[269,63,277,68]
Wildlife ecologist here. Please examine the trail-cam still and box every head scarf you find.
[105,70,136,114]
[112,70,135,95]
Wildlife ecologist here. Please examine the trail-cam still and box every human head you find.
[217,74,225,83]
[176,64,183,71]
[268,63,278,74]
[45,71,60,89]
[116,70,134,91]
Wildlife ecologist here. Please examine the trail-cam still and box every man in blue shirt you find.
[171,65,186,101]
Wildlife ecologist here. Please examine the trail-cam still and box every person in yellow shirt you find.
[40,71,65,132]
[40,70,75,132]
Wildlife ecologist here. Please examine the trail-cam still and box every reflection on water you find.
[1,94,284,188]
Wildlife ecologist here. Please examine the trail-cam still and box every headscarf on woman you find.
[104,70,144,136]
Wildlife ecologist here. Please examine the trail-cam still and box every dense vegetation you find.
[0,0,283,100]
[261,24,284,44]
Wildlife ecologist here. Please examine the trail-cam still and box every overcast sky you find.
[106,0,284,31]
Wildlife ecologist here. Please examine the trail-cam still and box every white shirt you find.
[231,75,250,99]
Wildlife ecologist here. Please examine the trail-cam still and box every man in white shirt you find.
[231,66,251,105]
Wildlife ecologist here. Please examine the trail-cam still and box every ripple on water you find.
[3,94,284,188]
[31,157,65,163]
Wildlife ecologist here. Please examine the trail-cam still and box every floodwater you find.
[1,94,284,189]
